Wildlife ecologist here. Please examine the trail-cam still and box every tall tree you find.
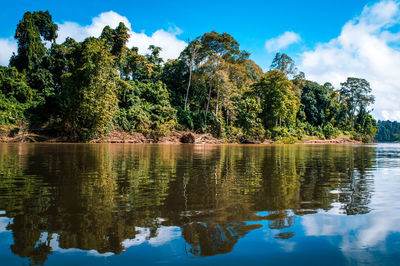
[8,11,58,126]
[270,53,297,77]
[145,45,164,81]
[254,70,300,129]
[10,11,58,73]
[183,40,201,111]
[61,37,119,141]
[340,77,375,129]
[300,81,331,126]
[100,22,130,58]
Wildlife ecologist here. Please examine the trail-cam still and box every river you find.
[0,143,399,265]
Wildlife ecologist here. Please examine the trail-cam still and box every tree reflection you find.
[182,222,262,256]
[0,143,376,264]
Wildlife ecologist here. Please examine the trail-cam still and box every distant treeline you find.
[0,11,377,142]
[375,120,400,142]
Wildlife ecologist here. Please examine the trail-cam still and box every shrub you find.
[323,122,340,139]
[275,136,299,144]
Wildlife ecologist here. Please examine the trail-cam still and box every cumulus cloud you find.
[57,11,132,42]
[57,11,187,60]
[0,11,186,65]
[299,0,400,121]
[122,226,181,250]
[265,31,301,52]
[0,38,17,66]
[0,217,11,233]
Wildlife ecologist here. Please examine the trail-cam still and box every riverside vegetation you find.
[375,120,400,142]
[0,11,378,143]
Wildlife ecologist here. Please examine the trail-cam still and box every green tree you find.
[120,47,153,81]
[165,31,261,136]
[340,77,375,129]
[254,70,300,129]
[300,81,331,126]
[0,66,39,125]
[183,40,201,111]
[10,11,58,73]
[355,111,377,142]
[270,53,297,77]
[61,37,119,141]
[115,79,177,137]
[375,120,400,142]
[100,22,130,58]
[145,45,164,80]
[8,11,58,127]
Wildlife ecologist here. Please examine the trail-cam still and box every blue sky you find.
[1,0,372,67]
[1,0,400,120]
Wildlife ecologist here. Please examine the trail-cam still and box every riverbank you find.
[0,129,363,144]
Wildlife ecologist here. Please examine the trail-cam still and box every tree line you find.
[0,11,377,142]
[375,120,400,142]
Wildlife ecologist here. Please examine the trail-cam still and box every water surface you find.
[0,143,400,265]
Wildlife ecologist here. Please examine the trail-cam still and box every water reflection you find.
[0,143,397,265]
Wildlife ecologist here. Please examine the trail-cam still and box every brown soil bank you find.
[97,131,224,144]
[302,137,363,144]
[0,129,363,145]
[0,130,224,144]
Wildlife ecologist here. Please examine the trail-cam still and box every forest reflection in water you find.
[0,143,396,265]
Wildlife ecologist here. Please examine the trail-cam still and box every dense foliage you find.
[0,11,378,142]
[375,120,400,142]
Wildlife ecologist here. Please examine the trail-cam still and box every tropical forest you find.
[0,11,379,143]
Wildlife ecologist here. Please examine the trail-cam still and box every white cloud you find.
[122,226,181,250]
[48,233,114,256]
[148,226,181,247]
[299,0,400,121]
[57,11,132,43]
[0,11,186,66]
[128,28,186,61]
[265,31,301,52]
[57,11,187,61]
[0,38,17,66]
[0,217,11,233]
[300,166,400,263]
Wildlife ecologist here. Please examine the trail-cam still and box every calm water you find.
[0,143,400,265]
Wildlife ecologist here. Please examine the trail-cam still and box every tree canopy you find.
[0,11,379,143]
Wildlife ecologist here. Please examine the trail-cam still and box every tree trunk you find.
[184,46,199,111]
[205,82,212,124]
[184,64,193,111]
[215,80,220,117]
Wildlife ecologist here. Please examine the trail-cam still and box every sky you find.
[1,0,400,121]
